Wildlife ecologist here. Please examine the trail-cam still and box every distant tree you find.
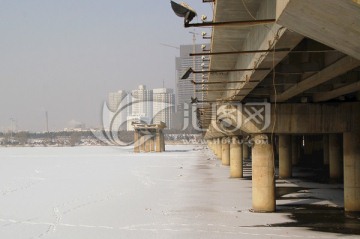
[16,131,29,145]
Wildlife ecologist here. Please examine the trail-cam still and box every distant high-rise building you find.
[127,85,153,131]
[153,88,175,129]
[175,44,209,112]
[107,85,175,131]
[108,90,129,131]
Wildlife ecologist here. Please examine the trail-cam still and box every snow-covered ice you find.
[0,145,358,238]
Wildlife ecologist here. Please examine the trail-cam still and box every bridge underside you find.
[189,0,360,212]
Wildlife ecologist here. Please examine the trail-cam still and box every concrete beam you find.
[243,102,360,134]
[204,102,360,138]
[276,56,360,102]
[313,81,360,102]
[277,0,360,60]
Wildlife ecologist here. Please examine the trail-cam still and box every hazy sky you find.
[0,0,212,132]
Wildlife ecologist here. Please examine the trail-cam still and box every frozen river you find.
[0,145,358,239]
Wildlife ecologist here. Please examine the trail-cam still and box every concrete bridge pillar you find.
[160,131,165,152]
[279,135,292,178]
[156,130,161,152]
[221,137,230,166]
[140,134,145,152]
[252,134,275,212]
[230,137,243,178]
[145,136,151,152]
[207,140,212,151]
[212,139,217,156]
[217,138,222,160]
[291,135,300,166]
[243,143,249,160]
[329,134,342,181]
[323,135,330,165]
[150,136,155,152]
[134,130,140,153]
[343,132,360,212]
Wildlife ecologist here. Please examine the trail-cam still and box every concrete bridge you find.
[176,0,360,212]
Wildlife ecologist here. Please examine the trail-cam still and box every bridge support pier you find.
[292,135,300,166]
[214,139,219,158]
[134,130,140,153]
[243,143,249,160]
[140,135,145,152]
[160,131,165,152]
[252,134,275,212]
[221,138,230,166]
[230,137,243,178]
[145,136,150,152]
[156,130,162,152]
[329,134,342,181]
[323,135,330,165]
[343,132,360,212]
[279,135,292,178]
[150,136,155,152]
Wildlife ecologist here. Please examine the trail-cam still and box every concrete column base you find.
[221,138,230,166]
[243,143,249,160]
[230,137,243,178]
[343,132,360,212]
[156,131,161,152]
[145,136,151,152]
[329,134,342,181]
[252,134,275,212]
[291,135,300,165]
[217,138,222,160]
[140,135,145,152]
[134,130,140,153]
[323,135,330,165]
[279,135,292,178]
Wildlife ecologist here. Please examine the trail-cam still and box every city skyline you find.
[0,1,213,132]
[107,85,175,132]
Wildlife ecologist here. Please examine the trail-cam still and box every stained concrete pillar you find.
[134,130,140,153]
[291,135,300,165]
[279,135,292,178]
[140,134,145,152]
[343,132,360,212]
[329,134,342,181]
[160,131,165,152]
[230,136,243,178]
[216,138,222,160]
[156,130,161,152]
[323,135,330,165]
[252,134,275,212]
[211,140,217,156]
[211,139,216,156]
[221,137,230,166]
[145,136,150,152]
[207,140,212,151]
[150,136,155,152]
[243,143,249,160]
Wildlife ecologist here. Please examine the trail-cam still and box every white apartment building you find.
[153,88,175,129]
[108,90,129,131]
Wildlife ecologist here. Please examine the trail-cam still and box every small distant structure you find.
[132,122,166,153]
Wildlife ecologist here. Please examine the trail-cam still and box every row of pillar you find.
[208,137,250,179]
[207,132,360,212]
[134,129,165,153]
[278,134,342,181]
